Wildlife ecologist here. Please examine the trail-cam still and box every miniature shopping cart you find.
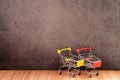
[76,47,102,78]
[57,47,84,77]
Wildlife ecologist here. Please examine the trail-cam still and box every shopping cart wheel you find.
[78,69,80,75]
[96,72,99,76]
[59,70,62,75]
[72,73,75,77]
[89,74,92,78]
[89,69,91,72]
[78,71,81,75]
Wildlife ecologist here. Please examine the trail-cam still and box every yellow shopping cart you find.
[57,47,84,77]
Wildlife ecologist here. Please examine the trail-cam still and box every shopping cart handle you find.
[57,47,72,54]
[76,47,92,53]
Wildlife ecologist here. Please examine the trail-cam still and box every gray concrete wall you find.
[0,0,120,69]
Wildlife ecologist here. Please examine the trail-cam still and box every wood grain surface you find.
[0,70,119,80]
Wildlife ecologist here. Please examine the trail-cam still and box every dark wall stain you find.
[0,0,120,69]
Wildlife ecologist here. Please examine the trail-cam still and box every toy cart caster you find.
[78,71,81,75]
[72,73,75,77]
[89,74,92,78]
[89,69,91,72]
[96,72,99,76]
[59,70,62,75]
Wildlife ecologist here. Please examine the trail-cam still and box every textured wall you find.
[0,0,120,69]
